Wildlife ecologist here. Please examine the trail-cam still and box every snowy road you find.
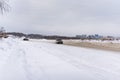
[0,38,120,80]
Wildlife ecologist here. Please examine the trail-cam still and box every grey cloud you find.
[0,0,120,36]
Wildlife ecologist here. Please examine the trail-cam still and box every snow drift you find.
[0,37,120,80]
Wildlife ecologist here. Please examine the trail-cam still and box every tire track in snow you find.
[38,44,120,80]
[17,48,33,80]
[0,40,51,80]
[19,42,50,80]
[0,39,29,80]
[15,43,40,80]
[0,40,34,80]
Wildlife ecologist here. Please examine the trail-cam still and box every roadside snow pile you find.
[0,37,120,80]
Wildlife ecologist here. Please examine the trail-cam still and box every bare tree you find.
[0,0,9,13]
[0,27,5,33]
[0,27,8,38]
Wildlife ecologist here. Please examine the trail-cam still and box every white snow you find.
[0,37,120,80]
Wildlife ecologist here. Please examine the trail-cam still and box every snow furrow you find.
[1,38,120,80]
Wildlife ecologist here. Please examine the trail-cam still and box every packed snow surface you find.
[0,38,120,80]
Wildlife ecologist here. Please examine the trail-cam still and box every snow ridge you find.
[0,38,120,80]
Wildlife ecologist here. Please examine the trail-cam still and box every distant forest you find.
[6,32,118,40]
[6,32,77,40]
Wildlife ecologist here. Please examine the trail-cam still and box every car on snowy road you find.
[56,38,63,44]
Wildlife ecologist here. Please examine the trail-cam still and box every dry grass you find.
[63,40,120,52]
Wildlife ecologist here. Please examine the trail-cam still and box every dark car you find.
[56,38,63,44]
[23,38,29,41]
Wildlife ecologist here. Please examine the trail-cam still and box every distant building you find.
[76,34,103,40]
[76,35,87,39]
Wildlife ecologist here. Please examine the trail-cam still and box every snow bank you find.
[0,37,120,80]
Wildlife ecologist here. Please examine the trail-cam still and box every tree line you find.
[7,32,77,40]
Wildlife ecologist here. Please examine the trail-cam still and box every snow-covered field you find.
[0,38,120,80]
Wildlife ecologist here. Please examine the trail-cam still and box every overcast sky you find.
[0,0,120,36]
